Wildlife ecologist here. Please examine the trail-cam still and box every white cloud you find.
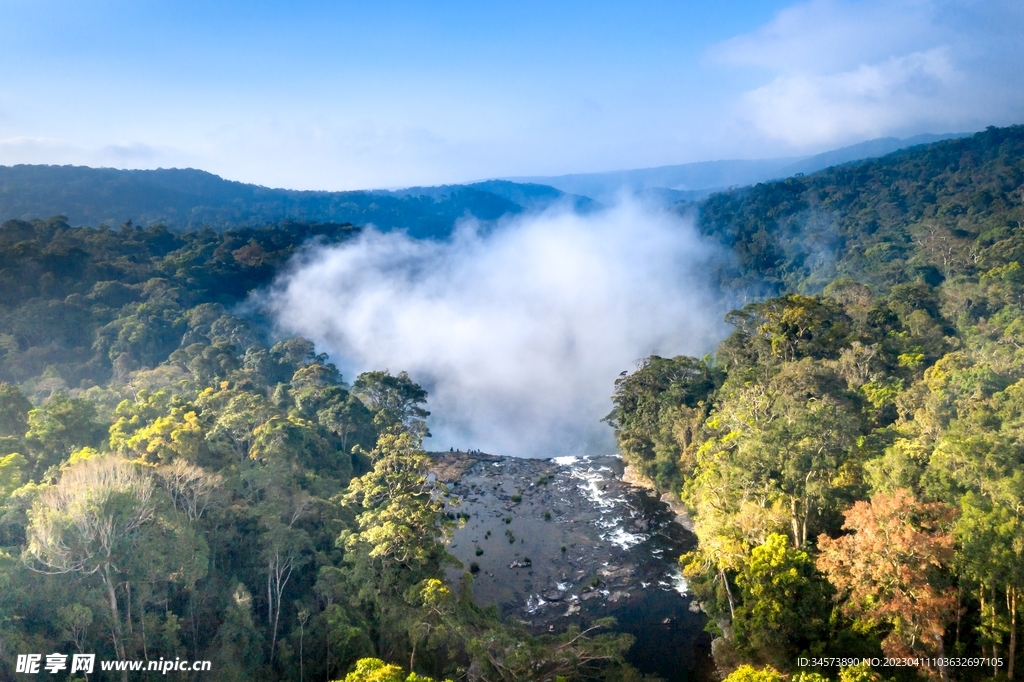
[709,0,938,74]
[744,48,959,146]
[0,136,81,164]
[101,142,161,162]
[0,136,185,170]
[711,0,1024,149]
[267,201,728,457]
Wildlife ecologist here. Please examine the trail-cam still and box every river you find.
[433,451,715,682]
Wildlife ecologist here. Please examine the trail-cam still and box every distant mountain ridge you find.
[0,166,593,238]
[505,132,974,205]
[0,132,976,235]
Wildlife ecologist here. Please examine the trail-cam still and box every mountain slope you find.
[506,158,798,205]
[777,132,973,177]
[507,133,972,205]
[697,125,1024,293]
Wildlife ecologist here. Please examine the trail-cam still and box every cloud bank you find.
[268,202,727,457]
[710,0,1024,149]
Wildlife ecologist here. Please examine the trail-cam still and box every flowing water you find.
[434,452,714,682]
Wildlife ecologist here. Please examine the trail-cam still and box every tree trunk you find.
[1010,585,1017,681]
[982,587,990,659]
[790,497,801,549]
[936,629,949,682]
[189,589,198,659]
[801,500,810,549]
[269,553,294,663]
[955,584,962,648]
[271,593,281,661]
[268,559,278,660]
[125,582,132,636]
[140,593,148,661]
[720,570,736,622]
[101,565,128,682]
[994,584,1001,677]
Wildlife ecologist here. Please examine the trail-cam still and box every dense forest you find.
[0,218,647,680]
[611,125,1024,682]
[2,124,1023,682]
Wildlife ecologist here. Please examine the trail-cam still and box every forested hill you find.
[611,123,1024,682]
[0,218,362,394]
[0,165,593,236]
[698,124,1024,293]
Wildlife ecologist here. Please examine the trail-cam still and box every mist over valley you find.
[266,199,728,457]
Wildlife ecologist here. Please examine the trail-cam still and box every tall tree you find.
[24,455,156,675]
[353,372,430,437]
[817,489,957,679]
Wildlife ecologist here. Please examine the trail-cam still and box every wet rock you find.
[599,566,632,579]
[431,451,712,682]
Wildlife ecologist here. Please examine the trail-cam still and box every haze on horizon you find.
[1,0,1022,191]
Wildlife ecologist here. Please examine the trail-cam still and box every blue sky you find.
[1,0,1021,190]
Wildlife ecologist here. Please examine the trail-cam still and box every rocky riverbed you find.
[430,451,714,682]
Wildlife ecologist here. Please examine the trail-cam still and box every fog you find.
[267,200,729,457]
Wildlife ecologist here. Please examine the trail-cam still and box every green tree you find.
[341,657,447,682]
[606,355,719,491]
[212,583,265,682]
[341,430,451,666]
[343,432,450,599]
[24,393,106,477]
[694,360,860,550]
[733,533,832,667]
[719,295,851,366]
[259,494,312,663]
[0,382,31,445]
[353,371,430,437]
[110,391,208,464]
[923,377,1024,677]
[721,664,785,682]
[0,452,26,503]
[202,388,277,464]
[317,392,377,459]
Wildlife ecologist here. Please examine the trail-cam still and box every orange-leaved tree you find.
[817,488,957,679]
